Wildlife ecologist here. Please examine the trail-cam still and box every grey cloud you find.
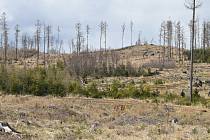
[0,0,209,49]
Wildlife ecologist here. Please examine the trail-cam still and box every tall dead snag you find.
[196,19,201,49]
[160,21,167,67]
[46,25,51,67]
[104,22,107,52]
[56,26,60,54]
[103,22,109,72]
[121,24,126,48]
[15,25,20,61]
[166,20,173,59]
[22,34,27,68]
[181,28,185,64]
[0,34,3,55]
[189,19,199,59]
[202,21,210,62]
[137,31,141,45]
[59,40,63,56]
[75,23,82,55]
[99,21,105,65]
[175,21,182,63]
[185,0,202,102]
[99,22,104,51]
[71,39,75,53]
[130,21,133,46]
[202,22,206,62]
[0,12,8,65]
[34,34,37,50]
[86,25,90,52]
[35,20,41,67]
[43,24,46,69]
[207,23,210,48]
[99,21,109,71]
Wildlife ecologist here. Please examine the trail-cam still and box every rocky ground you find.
[0,95,210,140]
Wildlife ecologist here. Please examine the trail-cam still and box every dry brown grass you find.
[0,95,210,140]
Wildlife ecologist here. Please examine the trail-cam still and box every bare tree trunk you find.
[185,0,202,102]
[43,24,46,69]
[104,22,107,52]
[57,26,60,55]
[35,20,41,67]
[15,25,20,61]
[86,25,89,52]
[47,25,51,68]
[167,20,173,59]
[22,34,27,69]
[202,22,206,62]
[4,30,8,65]
[190,2,196,103]
[130,21,133,46]
[1,13,8,66]
[76,23,81,56]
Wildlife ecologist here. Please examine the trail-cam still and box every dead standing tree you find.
[103,22,109,72]
[207,22,210,48]
[22,34,27,68]
[202,22,207,61]
[56,26,60,55]
[100,21,109,71]
[201,21,210,62]
[196,18,201,49]
[43,24,46,69]
[160,21,167,67]
[137,31,141,45]
[35,20,41,67]
[75,23,82,56]
[181,27,186,64]
[104,22,107,52]
[0,12,8,66]
[185,0,202,102]
[15,25,20,61]
[175,21,182,63]
[86,25,90,52]
[166,20,173,59]
[130,21,134,46]
[46,25,51,67]
[99,22,104,52]
[99,21,105,66]
[99,21,106,66]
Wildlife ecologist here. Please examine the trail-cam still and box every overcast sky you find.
[0,0,209,50]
